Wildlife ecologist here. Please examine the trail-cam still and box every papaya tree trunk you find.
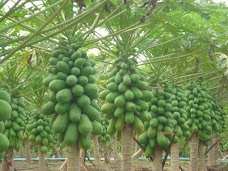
[207,137,214,167]
[113,138,119,160]
[190,133,199,171]
[80,149,85,161]
[25,138,31,163]
[121,124,133,171]
[198,141,207,171]
[67,143,80,171]
[152,145,163,171]
[112,138,120,171]
[214,137,219,162]
[2,148,13,171]
[38,145,46,171]
[93,136,100,170]
[18,141,23,157]
[103,142,111,164]
[171,143,179,171]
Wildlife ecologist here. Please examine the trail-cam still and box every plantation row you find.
[0,38,227,171]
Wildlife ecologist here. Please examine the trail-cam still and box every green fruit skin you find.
[78,114,93,136]
[64,123,78,146]
[0,100,12,121]
[52,113,69,134]
[0,133,9,153]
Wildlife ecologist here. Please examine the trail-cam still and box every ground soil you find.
[0,160,227,171]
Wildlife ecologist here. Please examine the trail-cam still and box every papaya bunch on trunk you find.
[26,113,55,153]
[139,84,177,157]
[210,102,226,136]
[42,38,102,150]
[170,86,190,139]
[0,90,11,153]
[185,81,213,145]
[98,118,111,143]
[3,94,25,151]
[100,57,152,135]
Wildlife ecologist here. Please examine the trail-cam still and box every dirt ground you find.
[0,160,227,171]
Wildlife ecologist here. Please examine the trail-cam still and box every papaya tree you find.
[23,75,55,171]
[0,59,39,171]
[42,35,104,171]
[185,80,214,171]
[167,85,190,171]
[207,99,227,166]
[137,74,176,170]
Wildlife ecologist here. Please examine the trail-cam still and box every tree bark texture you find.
[190,133,199,171]
[67,143,80,171]
[152,145,163,171]
[38,145,46,171]
[93,136,100,170]
[2,148,13,171]
[25,138,31,163]
[112,138,120,171]
[207,137,214,167]
[121,124,133,171]
[103,142,111,164]
[171,143,179,171]
[214,137,219,162]
[198,141,207,171]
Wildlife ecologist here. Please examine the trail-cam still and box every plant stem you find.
[38,145,46,171]
[171,143,179,171]
[121,124,133,171]
[67,143,80,171]
[190,133,199,171]
[152,145,163,170]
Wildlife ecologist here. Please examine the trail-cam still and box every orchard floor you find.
[0,160,227,171]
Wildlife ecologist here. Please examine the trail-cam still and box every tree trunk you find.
[2,148,13,171]
[214,137,219,162]
[207,137,214,167]
[112,138,120,171]
[103,142,111,164]
[67,143,81,171]
[38,145,46,171]
[190,133,199,171]
[80,149,85,162]
[198,141,207,171]
[93,136,100,170]
[171,143,179,171]
[121,124,133,171]
[113,138,119,160]
[25,138,31,163]
[152,145,163,171]
[18,141,23,157]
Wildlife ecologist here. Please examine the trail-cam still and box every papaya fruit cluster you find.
[26,113,55,153]
[139,85,179,157]
[42,39,102,150]
[23,111,34,135]
[210,102,226,135]
[98,118,111,143]
[3,95,25,151]
[170,86,190,139]
[0,90,11,153]
[100,58,151,135]
[185,81,213,144]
